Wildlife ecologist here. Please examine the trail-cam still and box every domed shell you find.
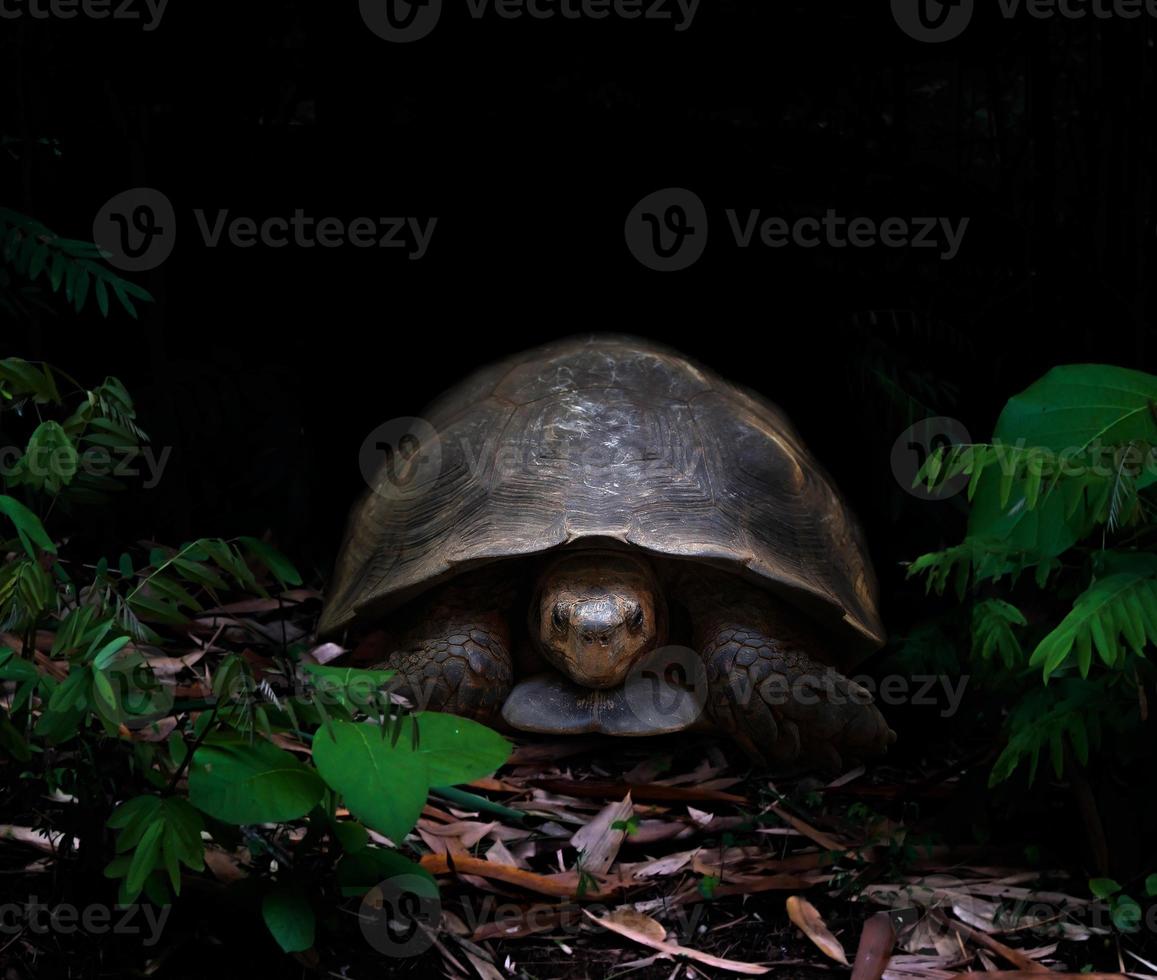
[320,336,884,662]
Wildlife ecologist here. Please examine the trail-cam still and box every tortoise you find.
[320,336,894,769]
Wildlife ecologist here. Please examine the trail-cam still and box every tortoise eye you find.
[628,605,644,630]
[551,605,568,631]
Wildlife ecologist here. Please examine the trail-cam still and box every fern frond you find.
[0,208,153,319]
[989,678,1114,785]
[1030,564,1157,679]
[907,539,1048,596]
[971,599,1027,668]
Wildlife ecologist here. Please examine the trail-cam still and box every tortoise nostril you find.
[571,601,621,643]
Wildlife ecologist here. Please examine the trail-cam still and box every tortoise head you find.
[531,551,666,689]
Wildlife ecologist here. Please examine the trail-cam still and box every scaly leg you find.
[375,576,514,725]
[680,570,895,770]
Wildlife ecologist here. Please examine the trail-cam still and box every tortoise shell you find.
[320,336,884,665]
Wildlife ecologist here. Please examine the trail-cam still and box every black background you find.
[4,0,1155,622]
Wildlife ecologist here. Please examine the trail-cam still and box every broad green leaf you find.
[402,713,511,787]
[333,820,370,853]
[311,721,428,842]
[188,736,325,825]
[966,467,1085,563]
[302,664,395,712]
[994,364,1157,450]
[262,885,315,953]
[335,847,436,898]
[1089,877,1121,899]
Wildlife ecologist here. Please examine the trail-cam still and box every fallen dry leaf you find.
[583,908,770,975]
[570,794,632,875]
[420,853,624,899]
[786,895,849,965]
[603,908,666,943]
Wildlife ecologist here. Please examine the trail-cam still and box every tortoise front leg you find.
[682,575,895,771]
[375,579,514,725]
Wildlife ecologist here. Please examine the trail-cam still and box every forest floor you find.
[0,592,1151,980]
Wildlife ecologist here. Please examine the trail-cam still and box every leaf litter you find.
[0,594,1148,980]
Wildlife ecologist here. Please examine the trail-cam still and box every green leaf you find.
[188,736,325,825]
[966,466,1085,565]
[302,664,395,713]
[0,651,41,683]
[126,822,164,902]
[127,594,188,625]
[262,885,315,953]
[994,364,1157,451]
[92,669,119,715]
[1089,877,1121,899]
[335,847,436,898]
[46,667,89,715]
[108,794,163,830]
[0,495,55,555]
[92,635,132,669]
[239,536,303,587]
[971,599,1026,668]
[1030,570,1157,679]
[1111,895,1142,933]
[0,711,30,761]
[1145,874,1157,898]
[402,713,511,787]
[311,721,428,842]
[7,421,79,493]
[333,821,370,853]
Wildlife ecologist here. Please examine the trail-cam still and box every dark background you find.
[4,0,1155,622]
